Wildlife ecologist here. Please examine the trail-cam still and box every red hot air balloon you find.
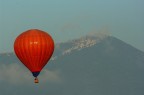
[14,29,54,83]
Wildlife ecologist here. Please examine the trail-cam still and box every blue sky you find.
[0,0,144,52]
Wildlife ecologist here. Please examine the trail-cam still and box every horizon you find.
[0,34,144,54]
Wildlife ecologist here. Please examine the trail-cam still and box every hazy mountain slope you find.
[48,36,144,95]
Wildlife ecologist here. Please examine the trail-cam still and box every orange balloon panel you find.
[14,29,54,74]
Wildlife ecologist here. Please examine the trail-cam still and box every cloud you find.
[60,23,81,32]
[59,15,91,33]
[0,63,61,85]
[39,69,61,83]
[88,27,111,39]
[0,63,31,84]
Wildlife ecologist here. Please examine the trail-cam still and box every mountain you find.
[0,35,144,95]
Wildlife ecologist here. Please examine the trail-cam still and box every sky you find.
[0,0,144,52]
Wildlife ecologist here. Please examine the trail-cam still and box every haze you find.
[0,0,144,52]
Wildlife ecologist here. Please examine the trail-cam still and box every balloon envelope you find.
[14,29,54,78]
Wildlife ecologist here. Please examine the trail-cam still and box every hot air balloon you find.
[14,29,54,83]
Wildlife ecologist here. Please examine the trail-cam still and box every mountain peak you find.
[50,34,110,61]
[62,33,109,55]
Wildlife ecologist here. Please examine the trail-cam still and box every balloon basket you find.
[34,77,39,83]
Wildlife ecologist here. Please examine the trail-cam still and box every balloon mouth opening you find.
[32,72,40,77]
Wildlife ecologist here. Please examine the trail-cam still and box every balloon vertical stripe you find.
[14,29,54,78]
